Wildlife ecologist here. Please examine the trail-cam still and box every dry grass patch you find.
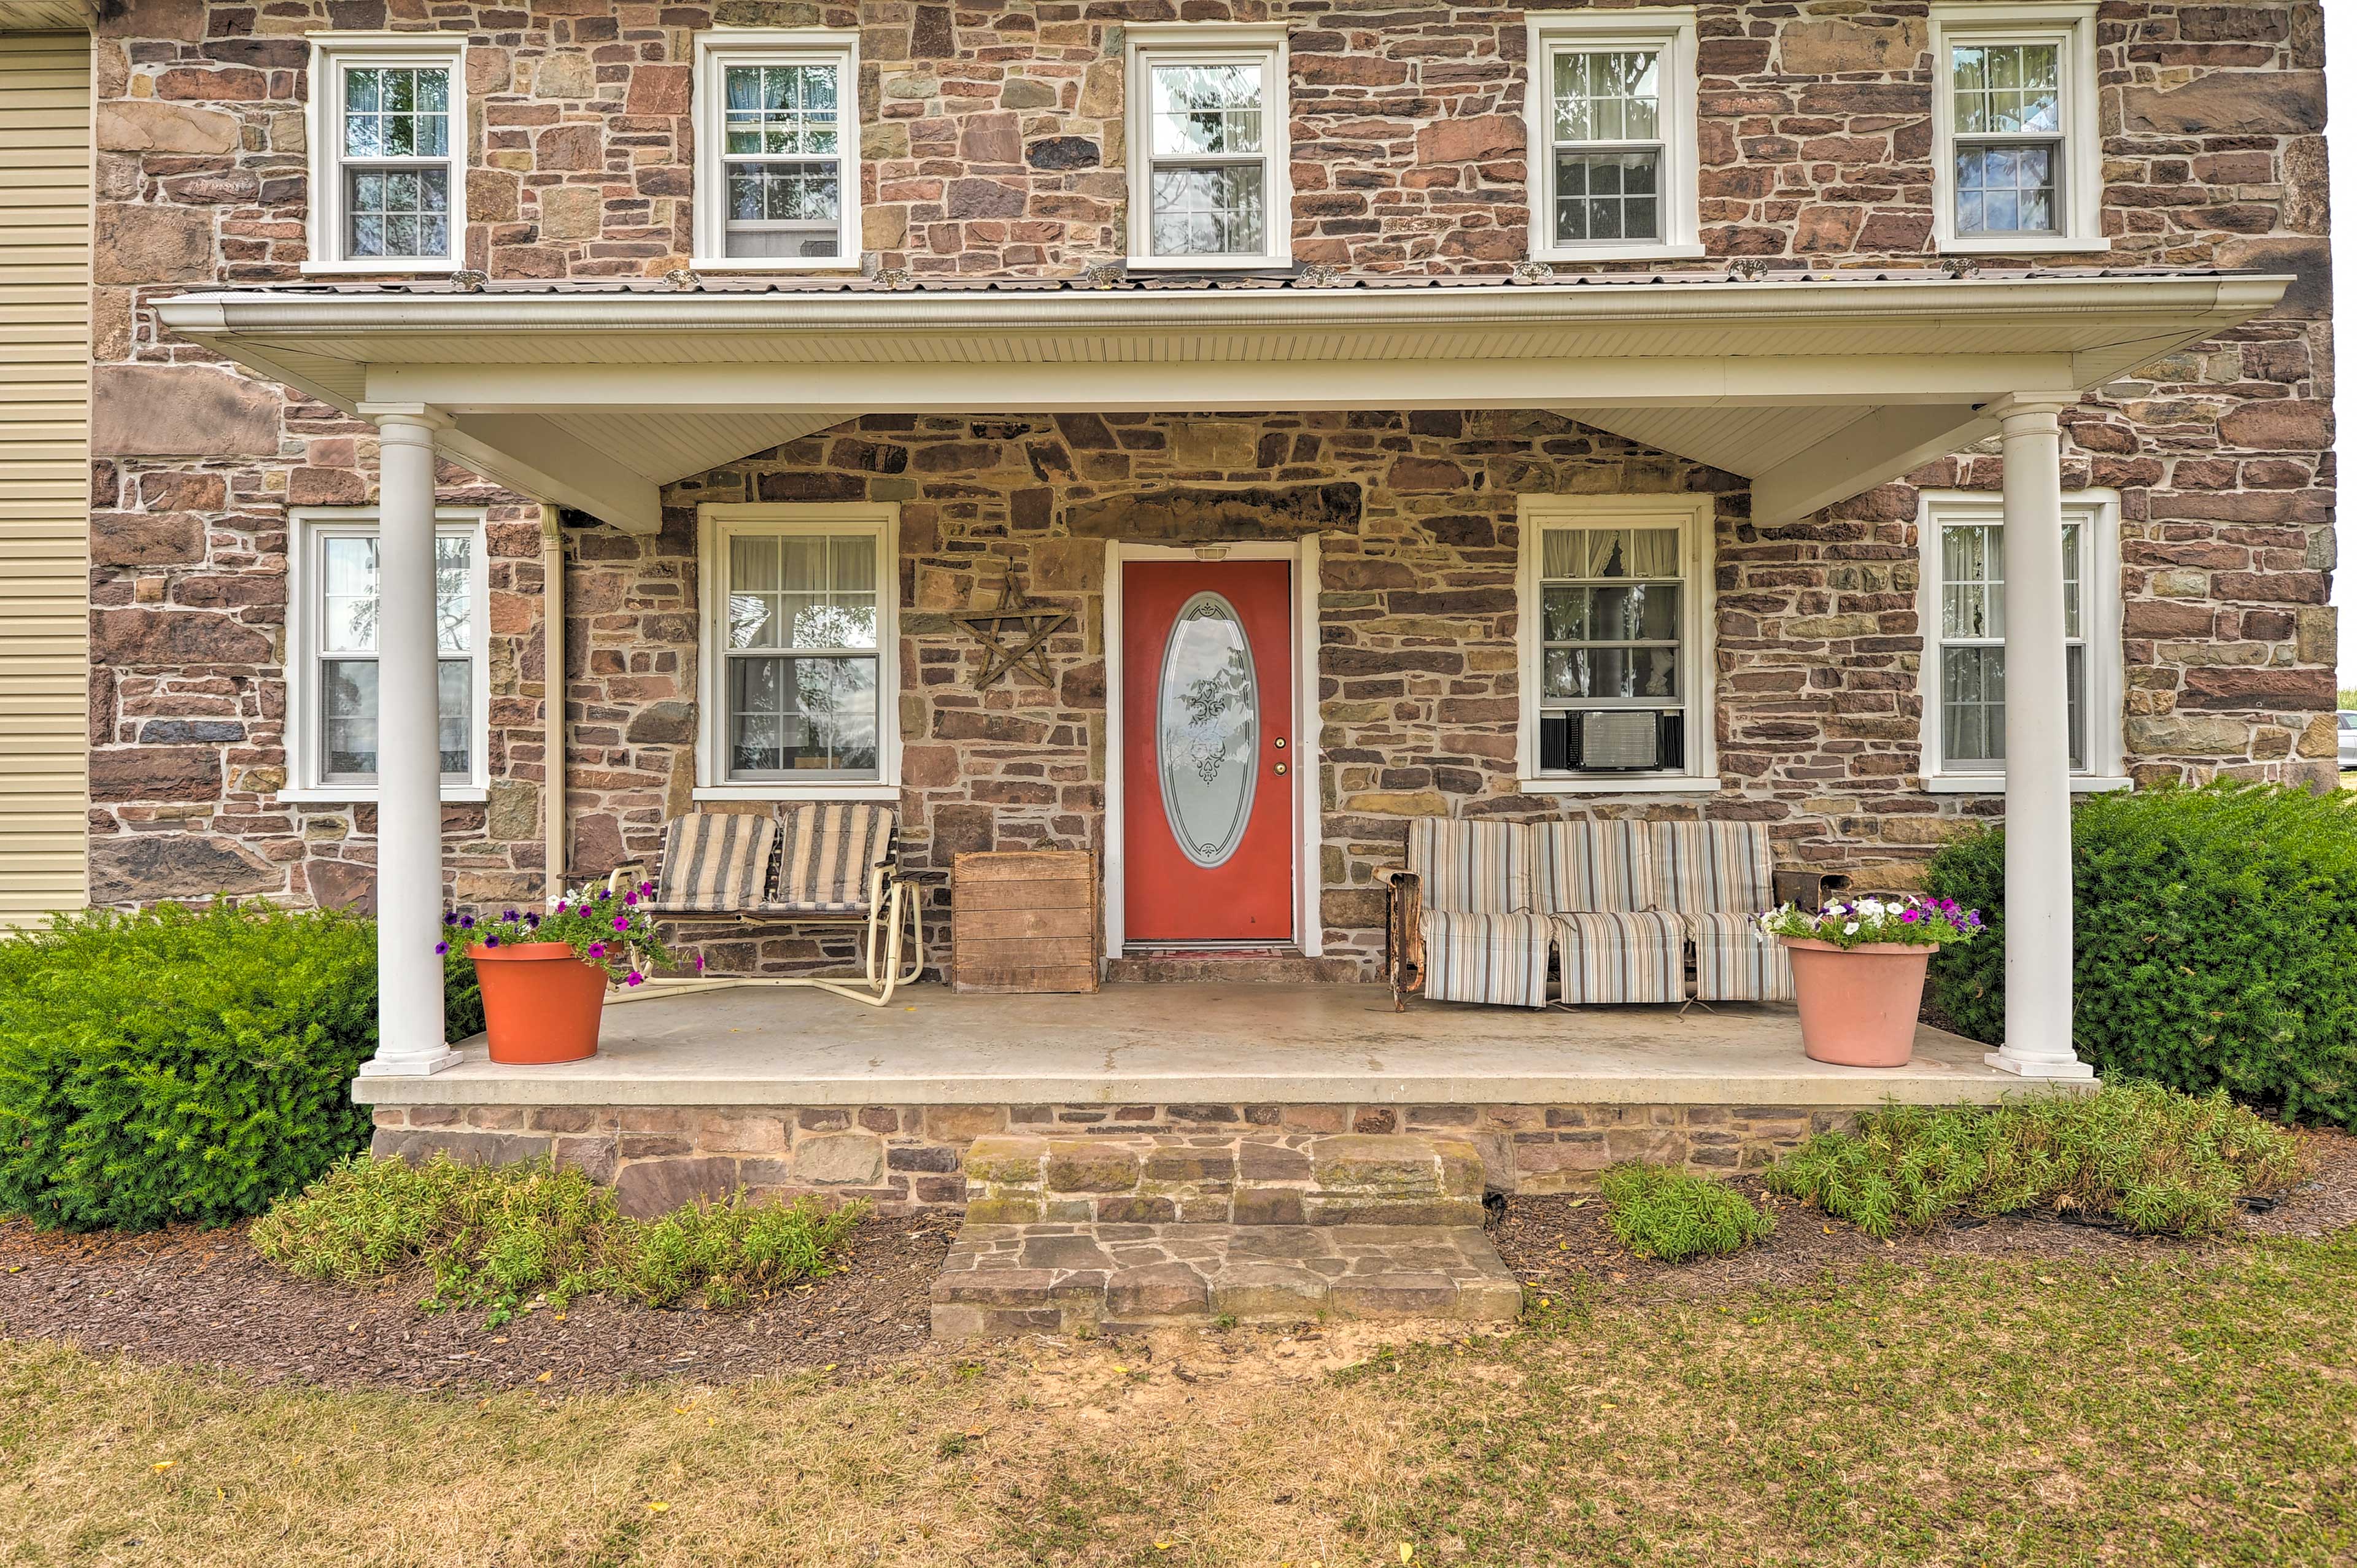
[4,1237,2353,1566]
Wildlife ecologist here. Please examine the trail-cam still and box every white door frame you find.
[1102,538,1323,960]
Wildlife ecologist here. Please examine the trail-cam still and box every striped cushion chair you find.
[1406,818,1553,1010]
[762,801,898,914]
[646,812,776,913]
[1646,820,1794,1003]
[1535,821,1686,1006]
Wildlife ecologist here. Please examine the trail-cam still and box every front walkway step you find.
[930,1221,1522,1340]
[964,1129,1488,1227]
[1103,950,1364,984]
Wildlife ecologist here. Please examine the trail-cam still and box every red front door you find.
[1121,560,1295,944]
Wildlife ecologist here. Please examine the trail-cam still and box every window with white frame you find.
[304,34,467,273]
[287,509,487,798]
[1124,25,1290,268]
[1918,490,2125,787]
[1517,495,1715,789]
[693,30,861,269]
[1929,2,2105,253]
[697,504,900,794]
[1525,9,1700,263]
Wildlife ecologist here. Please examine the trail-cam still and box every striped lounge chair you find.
[610,803,927,1006]
[1536,821,1687,1006]
[1647,820,1795,1003]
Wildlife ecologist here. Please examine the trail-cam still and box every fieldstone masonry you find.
[83,1,2334,963]
[367,1097,1865,1214]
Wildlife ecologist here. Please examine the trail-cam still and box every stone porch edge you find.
[350,1063,2054,1109]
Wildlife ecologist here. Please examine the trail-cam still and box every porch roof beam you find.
[1749,403,1999,528]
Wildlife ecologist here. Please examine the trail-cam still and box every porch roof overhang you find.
[155,268,2289,535]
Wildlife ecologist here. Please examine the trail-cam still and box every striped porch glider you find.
[1647,819,1794,1002]
[1535,821,1685,1006]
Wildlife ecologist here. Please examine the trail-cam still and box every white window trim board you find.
[1524,7,1703,265]
[303,32,469,276]
[1515,492,1720,794]
[1123,22,1293,271]
[1927,1,2108,255]
[694,501,902,796]
[281,505,490,803]
[691,28,864,273]
[1916,487,2126,789]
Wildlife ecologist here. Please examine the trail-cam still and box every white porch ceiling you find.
[156,269,2288,535]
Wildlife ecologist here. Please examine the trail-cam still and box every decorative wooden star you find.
[945,606,1073,690]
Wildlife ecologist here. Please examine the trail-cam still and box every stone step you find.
[930,1221,1522,1340]
[1102,950,1364,985]
[962,1130,1488,1228]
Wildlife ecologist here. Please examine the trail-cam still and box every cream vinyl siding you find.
[0,31,90,924]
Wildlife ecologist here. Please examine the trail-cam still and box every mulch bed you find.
[1490,1126,2357,1302]
[0,1211,952,1394]
[5,1129,2351,1393]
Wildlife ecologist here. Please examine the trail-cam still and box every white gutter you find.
[157,273,2289,342]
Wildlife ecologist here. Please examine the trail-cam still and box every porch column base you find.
[357,1046,466,1078]
[1983,1048,2097,1081]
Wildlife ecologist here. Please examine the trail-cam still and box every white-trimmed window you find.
[1124,24,1291,270]
[695,503,900,800]
[283,508,488,801]
[1525,9,1701,264]
[1516,495,1716,793]
[1929,2,2105,254]
[1917,489,2127,791]
[304,33,467,274]
[693,29,861,271]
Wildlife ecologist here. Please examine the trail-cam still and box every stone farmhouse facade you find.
[0,0,2332,1016]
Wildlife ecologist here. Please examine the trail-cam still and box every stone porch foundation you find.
[367,1099,1867,1218]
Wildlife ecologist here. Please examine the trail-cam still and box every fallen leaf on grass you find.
[646,1502,670,1514]
[151,1462,174,1473]
[536,1372,553,1384]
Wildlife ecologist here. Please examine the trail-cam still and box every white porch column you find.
[1986,393,2096,1081]
[357,406,462,1077]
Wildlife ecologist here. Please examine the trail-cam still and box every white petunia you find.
[1844,921,1860,936]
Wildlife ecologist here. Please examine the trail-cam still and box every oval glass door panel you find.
[1156,591,1259,868]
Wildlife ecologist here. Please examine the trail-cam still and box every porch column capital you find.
[357,401,455,438]
[1981,391,2080,427]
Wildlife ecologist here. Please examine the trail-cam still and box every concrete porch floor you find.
[354,981,2032,1110]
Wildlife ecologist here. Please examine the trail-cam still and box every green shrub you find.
[252,1153,864,1323]
[1598,1164,1773,1262]
[1925,783,2357,1129]
[0,902,490,1232]
[1763,1083,2307,1240]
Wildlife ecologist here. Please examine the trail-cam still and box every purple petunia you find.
[503,909,518,922]
[624,890,638,906]
[1900,908,1920,923]
[589,941,606,958]
[442,911,456,925]
[484,934,500,948]
[525,911,541,928]
[434,940,449,954]
[625,971,644,987]
[459,915,475,930]
[694,953,705,971]
[554,900,567,914]
[613,914,629,932]
[639,881,655,897]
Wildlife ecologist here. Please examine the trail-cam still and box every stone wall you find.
[83,0,2337,938]
[366,1097,1864,1216]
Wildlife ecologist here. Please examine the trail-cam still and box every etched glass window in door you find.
[722,530,880,778]
[315,529,475,782]
[1156,592,1258,867]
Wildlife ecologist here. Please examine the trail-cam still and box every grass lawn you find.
[5,1233,2352,1566]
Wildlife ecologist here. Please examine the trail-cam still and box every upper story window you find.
[1516,494,1717,795]
[1124,25,1291,270]
[1929,2,2106,255]
[282,508,489,802]
[1525,9,1701,265]
[693,30,861,272]
[304,33,468,275]
[695,503,902,801]
[1916,489,2127,792]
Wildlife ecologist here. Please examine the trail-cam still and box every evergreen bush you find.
[0,902,481,1230]
[1924,783,2357,1128]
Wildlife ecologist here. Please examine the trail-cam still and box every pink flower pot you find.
[1779,937,1939,1068]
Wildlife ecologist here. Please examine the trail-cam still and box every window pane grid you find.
[1145,59,1272,258]
[314,530,476,783]
[719,61,845,259]
[1538,525,1684,711]
[340,64,454,260]
[1949,41,2063,236]
[721,529,884,781]
[1549,47,1664,245]
[1936,518,2088,771]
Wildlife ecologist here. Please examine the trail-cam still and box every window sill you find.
[687,257,864,274]
[1519,775,1724,796]
[692,782,902,803]
[1530,242,1708,265]
[298,258,465,277]
[1122,254,1293,272]
[277,785,489,805]
[1935,234,2112,257]
[1921,774,2132,795]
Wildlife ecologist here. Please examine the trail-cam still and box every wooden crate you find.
[951,851,1100,994]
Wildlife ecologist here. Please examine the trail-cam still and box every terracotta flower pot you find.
[1779,937,1939,1068]
[470,942,606,1065]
